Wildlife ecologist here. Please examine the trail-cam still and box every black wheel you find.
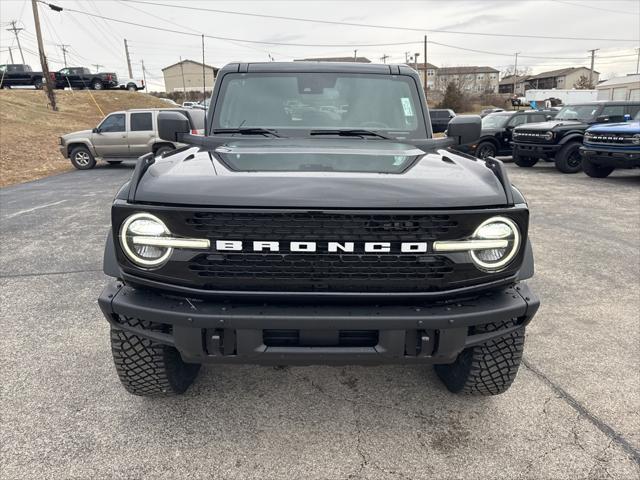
[1,84,11,89]
[154,145,174,157]
[582,157,614,178]
[69,146,96,170]
[475,141,497,159]
[127,84,137,92]
[434,320,525,395]
[107,160,123,165]
[33,78,43,90]
[555,142,583,173]
[111,317,201,397]
[513,152,539,167]
[92,80,104,90]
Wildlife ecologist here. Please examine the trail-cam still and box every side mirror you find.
[158,111,192,142]
[446,115,481,145]
[623,114,632,122]
[595,115,609,123]
[92,127,99,134]
[545,115,553,121]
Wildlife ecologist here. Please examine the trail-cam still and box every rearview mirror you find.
[158,111,192,142]
[446,115,481,145]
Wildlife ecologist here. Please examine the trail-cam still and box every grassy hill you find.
[0,90,169,187]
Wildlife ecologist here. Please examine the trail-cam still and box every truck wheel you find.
[154,145,174,157]
[513,152,538,167]
[555,142,583,173]
[434,319,525,395]
[92,80,104,90]
[475,141,497,159]
[110,317,201,397]
[33,78,43,90]
[70,146,96,170]
[582,157,614,178]
[127,84,137,92]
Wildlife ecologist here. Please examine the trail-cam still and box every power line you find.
[121,0,638,43]
[550,0,635,15]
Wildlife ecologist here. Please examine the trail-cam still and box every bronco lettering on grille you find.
[215,240,429,253]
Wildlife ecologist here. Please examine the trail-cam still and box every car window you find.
[99,114,126,133]
[528,114,547,123]
[507,115,527,127]
[130,112,153,131]
[626,104,640,118]
[601,105,625,122]
[59,68,69,75]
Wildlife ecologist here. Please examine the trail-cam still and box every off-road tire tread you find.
[513,153,538,168]
[555,141,583,173]
[582,157,614,178]
[435,319,525,396]
[110,317,200,397]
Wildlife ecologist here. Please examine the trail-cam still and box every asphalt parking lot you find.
[1,161,639,479]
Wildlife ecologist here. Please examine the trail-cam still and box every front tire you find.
[555,142,583,173]
[434,320,525,395]
[110,317,201,397]
[127,84,137,92]
[92,80,104,90]
[154,145,174,157]
[69,146,96,170]
[475,141,497,159]
[33,78,43,89]
[582,157,614,178]
[513,151,539,167]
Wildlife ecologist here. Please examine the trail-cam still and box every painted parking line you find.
[2,200,68,220]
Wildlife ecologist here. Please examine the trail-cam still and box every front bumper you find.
[514,142,561,159]
[580,146,640,168]
[98,282,539,366]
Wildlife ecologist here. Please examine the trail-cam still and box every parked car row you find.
[0,64,144,91]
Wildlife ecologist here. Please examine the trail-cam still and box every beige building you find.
[162,60,218,93]
[499,67,600,94]
[434,66,500,94]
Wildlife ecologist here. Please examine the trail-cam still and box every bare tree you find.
[574,75,595,89]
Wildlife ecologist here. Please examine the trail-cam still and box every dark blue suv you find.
[581,111,640,178]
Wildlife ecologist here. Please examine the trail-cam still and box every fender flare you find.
[67,141,97,158]
[516,239,535,281]
[558,133,584,146]
[103,230,121,278]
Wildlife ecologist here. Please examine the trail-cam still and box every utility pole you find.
[141,59,147,91]
[404,51,410,63]
[635,48,639,74]
[380,54,389,64]
[512,52,520,95]
[58,44,70,68]
[7,46,14,63]
[179,56,186,102]
[92,64,103,73]
[30,0,56,110]
[423,35,428,93]
[413,52,420,71]
[124,38,133,78]
[7,20,25,64]
[353,49,357,62]
[588,49,598,88]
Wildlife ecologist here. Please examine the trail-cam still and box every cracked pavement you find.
[1,162,639,479]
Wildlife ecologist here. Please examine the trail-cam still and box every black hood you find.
[518,120,585,131]
[133,139,509,208]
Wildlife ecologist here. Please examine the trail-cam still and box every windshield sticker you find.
[401,98,414,117]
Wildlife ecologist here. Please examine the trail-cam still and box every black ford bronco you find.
[512,101,640,173]
[98,62,539,397]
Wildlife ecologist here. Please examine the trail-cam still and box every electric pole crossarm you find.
[7,20,25,64]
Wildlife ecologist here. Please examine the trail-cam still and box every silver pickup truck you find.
[59,108,205,169]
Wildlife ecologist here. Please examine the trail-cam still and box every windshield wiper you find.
[212,128,281,137]
[309,129,390,140]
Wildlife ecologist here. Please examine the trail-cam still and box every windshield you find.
[555,105,598,122]
[482,114,511,129]
[213,73,426,137]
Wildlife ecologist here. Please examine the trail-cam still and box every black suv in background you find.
[457,110,556,158]
[430,109,456,133]
[512,101,640,173]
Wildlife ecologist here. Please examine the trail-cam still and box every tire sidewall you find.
[476,141,497,159]
[555,142,583,173]
[582,157,614,178]
[92,81,104,90]
[70,146,96,170]
[127,85,137,92]
[155,145,174,157]
[33,78,43,89]
[513,152,538,167]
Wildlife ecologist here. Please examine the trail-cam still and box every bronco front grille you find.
[584,133,637,146]
[115,208,528,293]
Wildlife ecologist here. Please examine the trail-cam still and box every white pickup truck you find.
[117,78,145,92]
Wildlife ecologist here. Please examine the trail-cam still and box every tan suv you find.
[59,108,205,169]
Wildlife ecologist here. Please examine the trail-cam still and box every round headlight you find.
[632,134,640,145]
[119,213,173,267]
[470,216,520,271]
[542,131,554,141]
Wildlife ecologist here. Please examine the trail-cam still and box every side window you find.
[507,115,527,127]
[528,114,547,123]
[130,112,153,131]
[601,105,625,122]
[60,68,69,75]
[626,104,640,118]
[99,114,126,133]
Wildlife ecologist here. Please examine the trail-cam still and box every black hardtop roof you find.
[218,61,412,75]
[565,101,640,106]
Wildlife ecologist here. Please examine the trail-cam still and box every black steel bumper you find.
[98,282,539,366]
[580,146,640,168]
[514,142,561,159]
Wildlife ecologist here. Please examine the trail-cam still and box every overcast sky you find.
[1,0,639,90]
